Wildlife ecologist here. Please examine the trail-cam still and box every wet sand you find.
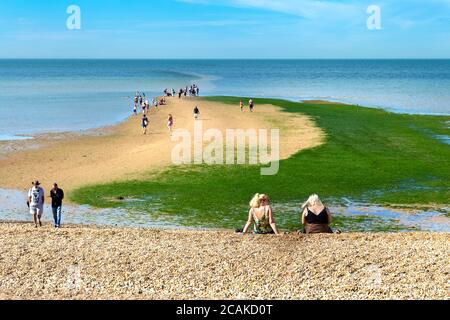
[0,222,448,300]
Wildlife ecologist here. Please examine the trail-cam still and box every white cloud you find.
[177,0,361,20]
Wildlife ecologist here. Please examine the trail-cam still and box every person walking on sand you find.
[133,104,137,115]
[301,194,334,234]
[167,114,174,133]
[249,99,254,112]
[142,114,149,134]
[240,100,244,112]
[145,98,150,113]
[50,183,64,228]
[28,181,45,228]
[193,106,200,120]
[241,194,280,235]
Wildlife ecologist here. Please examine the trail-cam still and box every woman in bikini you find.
[242,193,280,235]
[167,114,174,133]
[301,194,334,234]
[240,100,244,112]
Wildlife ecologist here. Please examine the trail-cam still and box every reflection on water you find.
[273,200,450,232]
[1,188,449,232]
[0,189,186,229]
[434,135,450,145]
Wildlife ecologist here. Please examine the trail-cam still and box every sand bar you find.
[0,98,324,197]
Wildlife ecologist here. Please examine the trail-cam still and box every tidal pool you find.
[1,189,449,232]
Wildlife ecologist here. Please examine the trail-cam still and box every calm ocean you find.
[1,59,449,140]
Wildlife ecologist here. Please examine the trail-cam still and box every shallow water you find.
[0,189,186,229]
[1,59,450,141]
[1,188,449,232]
[434,135,450,145]
[0,134,32,141]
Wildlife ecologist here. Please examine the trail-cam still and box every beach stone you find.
[0,222,448,300]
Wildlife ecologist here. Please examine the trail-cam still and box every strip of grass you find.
[70,98,450,230]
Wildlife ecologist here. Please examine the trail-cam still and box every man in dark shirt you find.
[50,183,64,228]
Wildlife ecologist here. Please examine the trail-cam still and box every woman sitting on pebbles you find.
[301,194,334,234]
[242,193,280,235]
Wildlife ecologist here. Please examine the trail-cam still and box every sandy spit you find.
[0,97,324,197]
[0,222,448,300]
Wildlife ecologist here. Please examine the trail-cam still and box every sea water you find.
[0,59,449,140]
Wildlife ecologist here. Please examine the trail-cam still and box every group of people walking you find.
[134,86,204,135]
[240,194,336,235]
[163,84,199,99]
[142,113,174,135]
[163,85,200,101]
[27,181,64,228]
[240,99,255,112]
[133,92,166,117]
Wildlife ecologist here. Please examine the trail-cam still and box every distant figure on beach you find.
[28,181,45,228]
[240,100,244,112]
[196,86,200,96]
[145,98,150,113]
[249,99,254,112]
[133,105,137,115]
[142,114,149,134]
[301,194,333,234]
[242,193,280,235]
[50,183,64,228]
[167,114,174,133]
[178,89,183,99]
[193,106,200,120]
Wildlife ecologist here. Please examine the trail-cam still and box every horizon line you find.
[1,58,449,60]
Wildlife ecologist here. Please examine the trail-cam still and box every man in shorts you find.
[28,180,45,228]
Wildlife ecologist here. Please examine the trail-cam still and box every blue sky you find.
[0,0,449,58]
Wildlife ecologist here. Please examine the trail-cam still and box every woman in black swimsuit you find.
[301,194,333,234]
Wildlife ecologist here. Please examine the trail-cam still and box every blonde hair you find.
[302,194,323,209]
[249,193,269,208]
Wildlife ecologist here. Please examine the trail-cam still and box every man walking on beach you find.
[142,114,149,134]
[28,180,45,228]
[50,183,64,228]
[193,106,200,120]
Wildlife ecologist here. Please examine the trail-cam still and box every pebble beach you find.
[0,222,448,300]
